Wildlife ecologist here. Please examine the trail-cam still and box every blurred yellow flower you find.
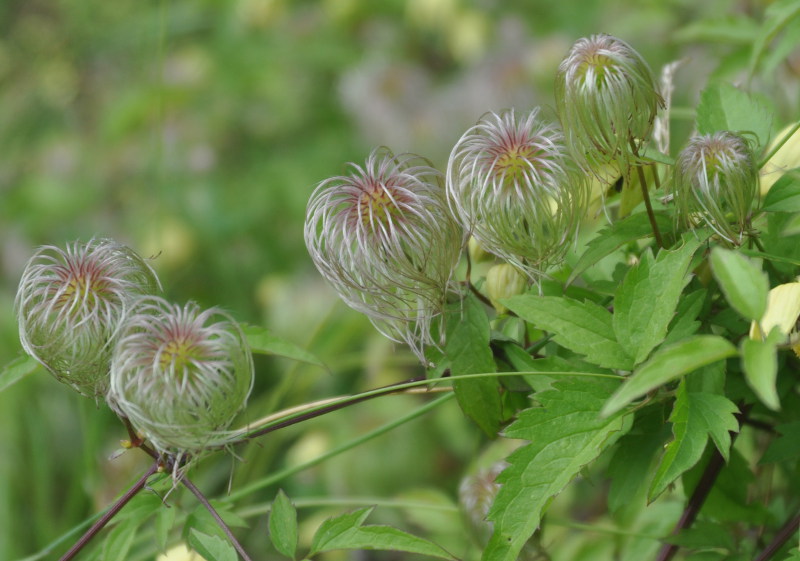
[760,122,800,195]
[157,544,208,561]
[750,282,800,357]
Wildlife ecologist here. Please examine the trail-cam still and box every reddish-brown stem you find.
[58,461,159,561]
[182,477,253,561]
[630,139,664,249]
[753,511,800,561]
[655,406,749,561]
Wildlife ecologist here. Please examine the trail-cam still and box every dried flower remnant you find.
[304,148,463,363]
[108,297,254,456]
[671,131,758,245]
[555,34,663,173]
[447,108,587,277]
[15,239,160,397]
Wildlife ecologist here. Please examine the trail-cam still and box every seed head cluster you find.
[15,239,160,397]
[305,148,462,362]
[447,109,587,277]
[108,298,254,455]
[671,131,758,245]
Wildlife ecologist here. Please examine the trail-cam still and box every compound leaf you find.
[483,378,632,561]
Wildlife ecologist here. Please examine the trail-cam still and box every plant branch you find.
[630,139,664,249]
[58,461,159,561]
[182,477,253,561]
[753,510,800,561]
[655,405,750,561]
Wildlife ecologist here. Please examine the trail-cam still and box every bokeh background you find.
[1,0,797,559]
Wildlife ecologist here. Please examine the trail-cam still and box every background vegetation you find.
[1,0,798,559]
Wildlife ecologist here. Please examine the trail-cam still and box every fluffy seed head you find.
[671,131,758,245]
[304,148,463,363]
[446,108,588,276]
[555,34,663,172]
[108,297,254,455]
[15,239,160,397]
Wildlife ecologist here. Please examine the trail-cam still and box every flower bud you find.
[446,108,588,278]
[304,148,463,363]
[671,131,758,245]
[15,239,160,397]
[108,297,254,455]
[468,236,493,265]
[750,282,800,357]
[458,461,506,546]
[485,263,527,314]
[555,34,662,172]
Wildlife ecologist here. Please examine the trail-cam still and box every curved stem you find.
[182,477,253,561]
[759,121,800,170]
[753,511,800,561]
[630,139,664,249]
[58,462,159,561]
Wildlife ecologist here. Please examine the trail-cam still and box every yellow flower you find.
[760,122,800,196]
[750,282,800,357]
[157,543,208,561]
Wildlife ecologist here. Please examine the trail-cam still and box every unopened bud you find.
[485,264,527,314]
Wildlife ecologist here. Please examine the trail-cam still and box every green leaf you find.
[504,295,633,371]
[484,378,632,561]
[761,170,800,212]
[443,295,501,436]
[567,212,671,285]
[309,507,455,560]
[155,503,177,553]
[188,529,238,561]
[648,383,740,501]
[748,0,800,76]
[101,522,137,561]
[269,490,298,559]
[602,335,737,417]
[0,355,40,393]
[696,82,773,149]
[241,324,325,368]
[760,420,800,463]
[740,335,780,410]
[607,405,672,514]
[664,289,707,345]
[613,237,703,365]
[710,247,769,322]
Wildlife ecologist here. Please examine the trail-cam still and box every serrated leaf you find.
[101,522,137,561]
[504,295,633,370]
[613,237,703,365]
[762,170,800,212]
[567,212,671,285]
[648,383,740,501]
[188,529,238,561]
[496,342,608,393]
[155,503,177,552]
[740,336,780,410]
[710,247,769,322]
[444,295,501,436]
[309,507,455,560]
[602,335,737,417]
[484,378,632,561]
[696,83,772,149]
[748,0,800,76]
[0,355,40,393]
[269,490,298,559]
[241,324,325,368]
[664,289,707,345]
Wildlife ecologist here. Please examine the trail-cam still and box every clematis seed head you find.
[555,34,663,173]
[304,147,463,363]
[108,297,254,456]
[15,239,160,397]
[670,131,758,245]
[446,108,588,277]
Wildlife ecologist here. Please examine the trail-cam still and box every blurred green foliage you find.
[0,0,797,559]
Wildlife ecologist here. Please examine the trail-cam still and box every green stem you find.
[223,393,455,503]
[630,139,664,249]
